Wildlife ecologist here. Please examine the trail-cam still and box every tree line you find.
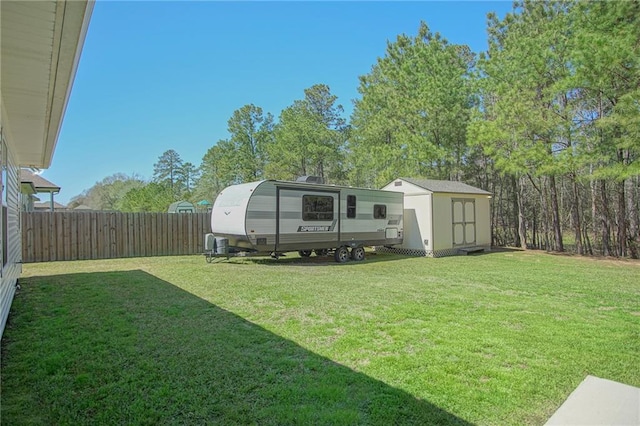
[68,0,639,257]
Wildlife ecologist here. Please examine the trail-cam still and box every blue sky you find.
[44,1,514,204]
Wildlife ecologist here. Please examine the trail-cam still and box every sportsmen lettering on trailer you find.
[211,179,404,262]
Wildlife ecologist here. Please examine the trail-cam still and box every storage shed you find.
[380,178,492,257]
[196,199,212,212]
[168,201,195,213]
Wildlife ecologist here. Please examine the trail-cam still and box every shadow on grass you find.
[1,270,471,425]
[207,251,408,267]
[213,247,521,265]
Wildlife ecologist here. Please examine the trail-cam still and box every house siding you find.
[1,0,93,338]
[0,141,22,338]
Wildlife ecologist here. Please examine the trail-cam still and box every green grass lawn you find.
[2,250,639,425]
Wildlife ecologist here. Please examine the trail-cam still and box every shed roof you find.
[398,178,491,195]
[20,169,61,192]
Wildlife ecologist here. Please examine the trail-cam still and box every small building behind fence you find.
[168,201,196,213]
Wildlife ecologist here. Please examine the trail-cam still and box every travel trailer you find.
[210,179,404,262]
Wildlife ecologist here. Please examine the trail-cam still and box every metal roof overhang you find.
[1,0,93,168]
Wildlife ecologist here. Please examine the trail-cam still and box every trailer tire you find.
[298,250,312,257]
[334,246,350,263]
[351,246,365,261]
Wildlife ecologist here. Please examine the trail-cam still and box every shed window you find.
[373,204,387,219]
[347,195,356,218]
[303,195,334,221]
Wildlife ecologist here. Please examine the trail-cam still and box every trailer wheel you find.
[314,249,328,257]
[298,250,312,257]
[351,246,365,261]
[334,246,350,263]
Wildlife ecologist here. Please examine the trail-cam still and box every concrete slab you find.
[545,375,640,426]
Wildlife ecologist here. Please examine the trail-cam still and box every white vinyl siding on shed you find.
[475,197,491,248]
[432,194,454,251]
[403,193,432,250]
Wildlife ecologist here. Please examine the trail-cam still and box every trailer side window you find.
[303,195,334,221]
[347,195,356,218]
[373,204,387,219]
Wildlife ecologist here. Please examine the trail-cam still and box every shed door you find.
[452,199,476,246]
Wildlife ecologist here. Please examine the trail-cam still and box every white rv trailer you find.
[211,180,404,262]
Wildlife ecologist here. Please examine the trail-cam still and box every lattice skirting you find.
[375,246,428,257]
[375,246,490,258]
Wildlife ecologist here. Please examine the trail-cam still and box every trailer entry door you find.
[276,187,339,251]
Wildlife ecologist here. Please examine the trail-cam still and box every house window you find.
[347,195,356,218]
[302,195,333,221]
[373,204,387,219]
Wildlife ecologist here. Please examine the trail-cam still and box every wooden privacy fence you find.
[22,212,211,263]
